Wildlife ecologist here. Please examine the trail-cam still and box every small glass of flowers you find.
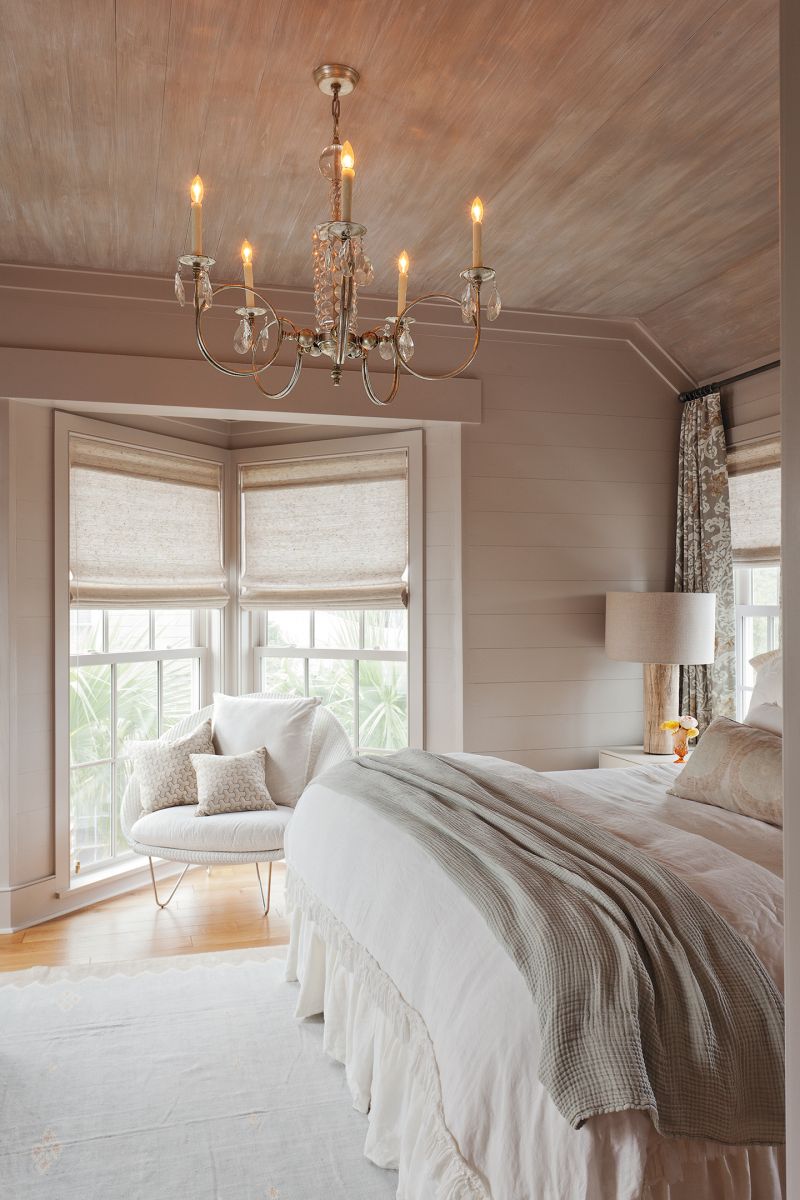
[660,714,700,764]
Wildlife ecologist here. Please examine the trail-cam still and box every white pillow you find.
[746,701,783,737]
[667,716,782,827]
[747,649,782,713]
[127,719,215,813]
[212,693,320,807]
[191,748,276,816]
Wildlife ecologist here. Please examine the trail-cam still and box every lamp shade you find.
[605,591,716,665]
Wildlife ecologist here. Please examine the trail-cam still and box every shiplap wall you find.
[461,338,680,770]
[4,401,55,885]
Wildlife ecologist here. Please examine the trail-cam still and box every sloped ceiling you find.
[0,0,778,381]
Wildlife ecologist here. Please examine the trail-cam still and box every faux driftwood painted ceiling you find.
[0,0,778,380]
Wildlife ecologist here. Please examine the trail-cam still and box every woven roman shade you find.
[239,448,408,609]
[728,436,781,563]
[69,435,228,607]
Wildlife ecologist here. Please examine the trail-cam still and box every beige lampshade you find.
[605,591,716,665]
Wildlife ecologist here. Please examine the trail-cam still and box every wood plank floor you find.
[0,863,290,973]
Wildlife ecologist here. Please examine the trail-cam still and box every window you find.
[254,609,408,753]
[57,415,229,884]
[237,431,423,749]
[728,435,782,719]
[734,565,781,720]
[69,608,214,873]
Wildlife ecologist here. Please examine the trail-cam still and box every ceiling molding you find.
[0,262,692,394]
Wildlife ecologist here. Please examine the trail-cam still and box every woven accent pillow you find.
[191,747,277,817]
[667,716,782,827]
[128,720,215,813]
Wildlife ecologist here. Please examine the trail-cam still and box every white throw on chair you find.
[120,692,352,914]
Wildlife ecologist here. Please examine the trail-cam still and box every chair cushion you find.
[127,720,216,812]
[130,804,292,855]
[191,748,276,816]
[212,693,320,807]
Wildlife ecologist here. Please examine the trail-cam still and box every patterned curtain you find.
[674,392,735,730]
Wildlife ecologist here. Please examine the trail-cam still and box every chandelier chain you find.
[331,83,341,144]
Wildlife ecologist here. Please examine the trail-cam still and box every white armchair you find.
[120,693,352,914]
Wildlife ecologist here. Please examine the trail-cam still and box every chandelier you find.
[174,64,499,407]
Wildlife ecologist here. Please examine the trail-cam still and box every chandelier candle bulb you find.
[341,141,355,222]
[471,196,484,267]
[397,251,409,315]
[190,175,204,256]
[241,240,255,307]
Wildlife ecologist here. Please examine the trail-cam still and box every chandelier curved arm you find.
[394,291,481,381]
[361,355,401,406]
[252,348,304,401]
[194,281,285,378]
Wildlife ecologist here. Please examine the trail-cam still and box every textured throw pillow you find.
[747,649,782,713]
[746,701,783,737]
[667,716,782,827]
[127,720,215,813]
[190,748,276,817]
[212,693,320,807]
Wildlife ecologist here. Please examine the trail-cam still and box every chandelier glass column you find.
[174,64,499,406]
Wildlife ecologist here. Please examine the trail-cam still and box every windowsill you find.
[68,853,174,892]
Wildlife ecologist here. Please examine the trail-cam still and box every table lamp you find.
[605,591,716,754]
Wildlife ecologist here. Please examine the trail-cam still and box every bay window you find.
[57,417,423,887]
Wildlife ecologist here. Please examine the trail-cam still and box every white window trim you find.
[232,429,425,749]
[54,412,232,893]
[733,562,781,721]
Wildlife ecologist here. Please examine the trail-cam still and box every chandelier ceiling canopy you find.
[174,64,499,406]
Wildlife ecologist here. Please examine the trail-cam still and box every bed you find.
[284,754,785,1200]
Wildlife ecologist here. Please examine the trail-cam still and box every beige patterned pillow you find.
[667,716,782,827]
[191,747,276,817]
[127,720,216,813]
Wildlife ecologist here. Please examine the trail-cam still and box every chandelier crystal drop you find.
[173,64,498,406]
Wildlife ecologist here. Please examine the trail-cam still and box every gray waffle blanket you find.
[321,749,784,1145]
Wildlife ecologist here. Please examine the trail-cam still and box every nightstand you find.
[598,745,681,769]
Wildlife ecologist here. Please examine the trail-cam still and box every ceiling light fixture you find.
[174,64,499,406]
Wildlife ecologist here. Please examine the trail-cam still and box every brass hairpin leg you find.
[148,858,191,909]
[254,861,273,916]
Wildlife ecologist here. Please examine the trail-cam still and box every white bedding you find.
[285,755,785,1200]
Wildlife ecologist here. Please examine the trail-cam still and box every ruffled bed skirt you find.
[285,871,785,1200]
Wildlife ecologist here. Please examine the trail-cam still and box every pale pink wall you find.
[0,266,688,925]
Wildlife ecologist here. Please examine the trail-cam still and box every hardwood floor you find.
[0,863,290,973]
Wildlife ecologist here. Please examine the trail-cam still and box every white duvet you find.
[285,756,785,1200]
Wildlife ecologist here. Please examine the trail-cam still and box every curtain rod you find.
[678,359,780,403]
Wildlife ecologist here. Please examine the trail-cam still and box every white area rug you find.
[0,949,398,1200]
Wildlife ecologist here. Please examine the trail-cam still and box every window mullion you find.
[110,661,117,860]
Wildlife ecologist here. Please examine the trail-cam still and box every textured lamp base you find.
[643,663,679,754]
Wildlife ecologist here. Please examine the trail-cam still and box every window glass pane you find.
[315,610,360,649]
[749,615,771,660]
[363,609,407,651]
[261,657,306,696]
[267,611,311,647]
[70,762,112,868]
[359,660,407,751]
[154,609,193,649]
[70,608,103,654]
[309,658,355,740]
[116,660,158,753]
[70,664,112,765]
[752,566,780,607]
[107,609,151,652]
[162,658,199,732]
[734,567,751,607]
